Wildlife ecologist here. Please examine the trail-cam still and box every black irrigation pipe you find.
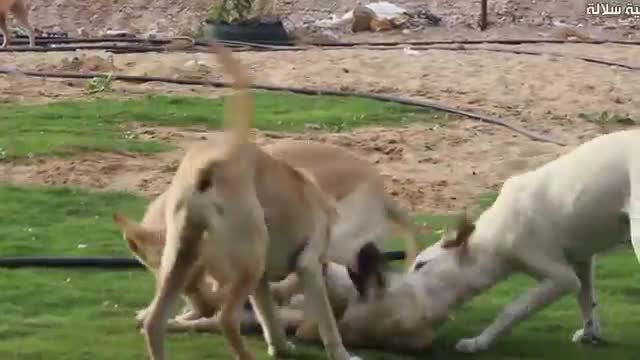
[294,38,640,47]
[0,251,407,269]
[218,43,640,72]
[0,68,565,145]
[5,36,640,49]
[0,45,173,53]
[287,44,640,71]
[1,36,183,46]
[3,38,636,73]
[0,257,144,269]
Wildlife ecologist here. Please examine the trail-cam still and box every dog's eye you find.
[413,260,429,271]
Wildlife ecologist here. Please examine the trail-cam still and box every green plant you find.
[208,0,274,23]
[86,74,113,94]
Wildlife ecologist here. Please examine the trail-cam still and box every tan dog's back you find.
[266,141,383,202]
[267,140,419,264]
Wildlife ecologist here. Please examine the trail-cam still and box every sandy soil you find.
[1,43,639,213]
[0,121,589,213]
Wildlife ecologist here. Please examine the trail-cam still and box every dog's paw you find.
[455,337,489,353]
[267,341,296,357]
[134,308,149,328]
[572,328,604,345]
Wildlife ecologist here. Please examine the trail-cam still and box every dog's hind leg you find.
[455,253,580,353]
[220,273,260,360]
[143,238,199,360]
[249,276,295,357]
[571,257,603,344]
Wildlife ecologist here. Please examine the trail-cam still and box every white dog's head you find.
[337,215,480,351]
[410,213,476,272]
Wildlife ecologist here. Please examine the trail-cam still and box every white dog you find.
[399,128,640,353]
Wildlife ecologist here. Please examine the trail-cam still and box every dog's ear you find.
[441,212,475,249]
[348,242,388,300]
[112,212,129,229]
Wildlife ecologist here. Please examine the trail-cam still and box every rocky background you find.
[20,0,640,41]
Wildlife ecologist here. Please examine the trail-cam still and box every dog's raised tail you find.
[383,195,424,269]
[208,40,254,156]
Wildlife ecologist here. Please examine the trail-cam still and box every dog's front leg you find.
[297,249,361,360]
[250,276,296,357]
[572,257,603,344]
[455,257,580,353]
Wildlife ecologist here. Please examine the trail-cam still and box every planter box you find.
[204,18,290,45]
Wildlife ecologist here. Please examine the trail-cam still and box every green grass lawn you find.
[0,93,449,160]
[0,184,638,360]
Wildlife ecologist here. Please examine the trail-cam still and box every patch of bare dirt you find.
[44,53,123,73]
[0,118,614,213]
[1,44,638,212]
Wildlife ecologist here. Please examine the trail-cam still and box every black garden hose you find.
[0,251,407,269]
[5,35,640,48]
[0,256,144,269]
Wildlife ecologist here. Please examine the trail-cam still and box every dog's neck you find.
[417,242,512,313]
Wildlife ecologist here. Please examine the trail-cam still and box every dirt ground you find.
[2,41,640,213]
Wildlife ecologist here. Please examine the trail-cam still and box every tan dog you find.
[0,0,35,48]
[114,138,422,319]
[139,41,359,360]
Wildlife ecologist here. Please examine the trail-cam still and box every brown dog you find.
[0,0,35,48]
[138,40,361,360]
